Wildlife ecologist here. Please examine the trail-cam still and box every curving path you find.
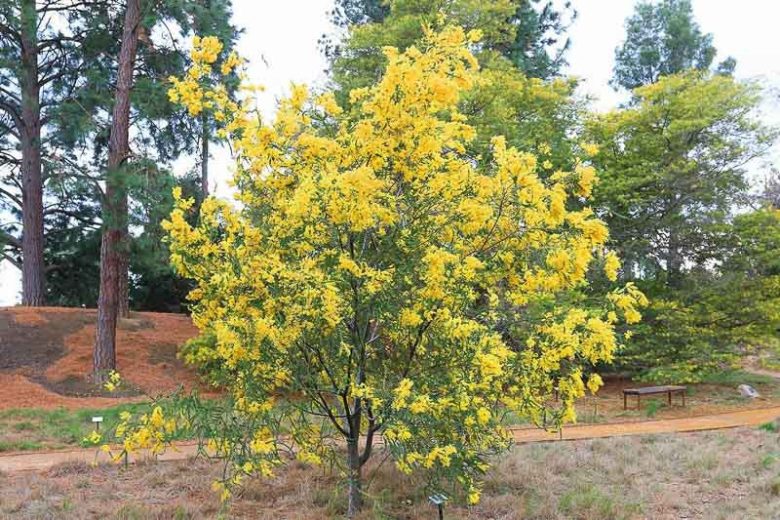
[2,405,779,474]
[510,405,780,443]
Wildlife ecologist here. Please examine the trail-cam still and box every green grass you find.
[0,439,44,452]
[0,403,151,451]
[699,369,776,387]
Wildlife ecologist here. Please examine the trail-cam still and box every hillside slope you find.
[0,307,203,410]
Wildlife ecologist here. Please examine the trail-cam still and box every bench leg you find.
[681,391,685,407]
[668,391,672,406]
[624,393,627,410]
[637,395,641,411]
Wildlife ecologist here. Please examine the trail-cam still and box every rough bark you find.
[118,249,130,318]
[94,0,141,380]
[19,0,45,306]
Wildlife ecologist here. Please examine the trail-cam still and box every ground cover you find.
[1,427,778,519]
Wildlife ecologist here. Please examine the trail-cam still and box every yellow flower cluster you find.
[99,406,177,464]
[103,370,121,392]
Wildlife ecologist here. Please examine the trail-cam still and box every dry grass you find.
[1,427,779,519]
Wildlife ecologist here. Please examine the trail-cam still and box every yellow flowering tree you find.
[164,29,645,516]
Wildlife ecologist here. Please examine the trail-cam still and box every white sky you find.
[2,0,779,305]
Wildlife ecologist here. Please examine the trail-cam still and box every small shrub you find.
[644,399,662,418]
[12,421,35,432]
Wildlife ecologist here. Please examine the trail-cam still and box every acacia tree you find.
[153,30,645,515]
[328,0,585,176]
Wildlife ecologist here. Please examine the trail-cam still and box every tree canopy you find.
[612,0,734,90]
[155,29,645,515]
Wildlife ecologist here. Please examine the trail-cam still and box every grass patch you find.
[699,369,776,387]
[0,439,43,452]
[558,484,641,519]
[0,403,151,451]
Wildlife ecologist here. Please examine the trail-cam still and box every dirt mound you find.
[0,307,205,410]
[0,307,92,371]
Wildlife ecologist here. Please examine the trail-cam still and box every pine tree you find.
[612,0,734,90]
[0,0,102,305]
[94,0,142,380]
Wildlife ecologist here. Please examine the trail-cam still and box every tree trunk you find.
[346,436,363,518]
[94,0,141,380]
[200,115,209,197]
[19,0,45,306]
[118,248,130,318]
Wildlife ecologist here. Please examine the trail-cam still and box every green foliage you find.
[588,70,777,382]
[612,0,734,90]
[0,0,240,309]
[42,166,200,310]
[589,72,768,284]
[501,0,575,79]
[643,399,661,418]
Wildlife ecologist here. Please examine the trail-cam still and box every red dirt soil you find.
[0,306,205,410]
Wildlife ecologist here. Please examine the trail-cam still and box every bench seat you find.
[622,385,686,410]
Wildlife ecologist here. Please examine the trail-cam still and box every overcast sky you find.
[2,0,779,305]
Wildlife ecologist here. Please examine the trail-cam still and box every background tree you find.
[499,0,575,79]
[90,0,238,377]
[0,0,237,311]
[612,0,734,91]
[93,0,142,380]
[156,30,644,516]
[762,170,780,209]
[588,72,775,380]
[0,0,104,305]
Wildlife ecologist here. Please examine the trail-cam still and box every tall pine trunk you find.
[94,0,141,380]
[19,0,45,306]
[118,250,130,318]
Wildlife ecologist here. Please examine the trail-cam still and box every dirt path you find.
[2,406,779,474]
[511,404,780,442]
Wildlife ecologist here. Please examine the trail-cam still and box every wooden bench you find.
[623,385,686,410]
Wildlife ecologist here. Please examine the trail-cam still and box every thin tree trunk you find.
[19,0,45,306]
[200,115,209,197]
[94,0,141,380]
[346,436,363,518]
